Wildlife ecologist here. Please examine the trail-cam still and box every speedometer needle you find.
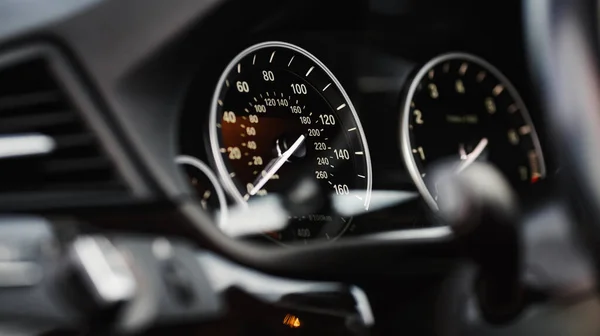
[249,135,306,196]
[456,137,488,173]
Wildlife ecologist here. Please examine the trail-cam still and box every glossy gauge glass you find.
[209,41,372,243]
[176,155,229,225]
[401,53,546,211]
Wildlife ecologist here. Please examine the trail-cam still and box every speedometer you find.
[209,41,372,243]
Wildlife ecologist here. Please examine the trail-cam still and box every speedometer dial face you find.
[209,41,372,243]
[402,53,546,211]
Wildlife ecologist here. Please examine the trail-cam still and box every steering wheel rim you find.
[525,0,600,262]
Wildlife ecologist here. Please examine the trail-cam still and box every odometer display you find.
[209,41,372,243]
[401,53,546,210]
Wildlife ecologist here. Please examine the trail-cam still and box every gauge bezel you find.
[400,52,547,211]
[208,41,373,211]
[176,155,229,226]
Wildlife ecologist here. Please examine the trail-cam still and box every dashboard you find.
[175,0,553,245]
[0,0,596,335]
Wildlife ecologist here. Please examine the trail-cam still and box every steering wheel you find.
[526,0,600,254]
[1,0,600,335]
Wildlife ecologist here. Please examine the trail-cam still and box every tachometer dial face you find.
[209,41,372,243]
[401,53,546,211]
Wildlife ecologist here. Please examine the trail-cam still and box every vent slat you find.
[53,134,96,148]
[44,157,112,174]
[0,111,77,132]
[40,181,124,191]
[0,91,61,111]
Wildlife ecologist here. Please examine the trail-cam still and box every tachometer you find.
[209,41,372,243]
[401,53,546,211]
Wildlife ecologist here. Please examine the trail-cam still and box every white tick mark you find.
[459,63,468,75]
[477,71,486,82]
[493,84,504,96]
[306,66,315,76]
[519,125,531,135]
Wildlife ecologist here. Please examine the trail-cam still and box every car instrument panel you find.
[177,3,552,245]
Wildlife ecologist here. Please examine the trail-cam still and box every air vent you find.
[0,57,126,198]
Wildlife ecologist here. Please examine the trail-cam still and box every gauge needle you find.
[249,135,306,196]
[456,137,488,173]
